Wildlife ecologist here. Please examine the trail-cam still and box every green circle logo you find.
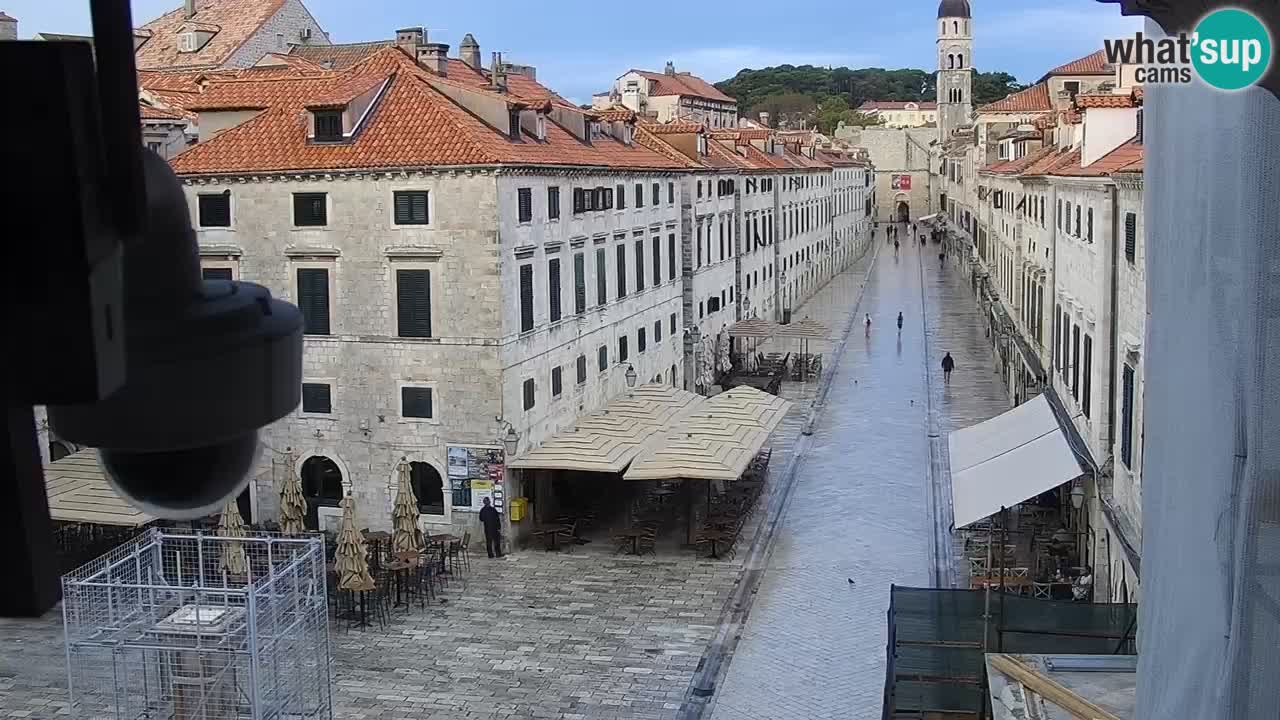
[1192,8,1272,90]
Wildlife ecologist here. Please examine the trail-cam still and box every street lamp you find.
[502,425,519,457]
[625,364,637,389]
[1070,480,1085,510]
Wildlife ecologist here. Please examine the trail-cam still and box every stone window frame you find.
[397,380,441,426]
[289,257,339,336]
[299,377,338,420]
[196,190,235,230]
[387,258,440,341]
[199,253,241,281]
[388,186,435,229]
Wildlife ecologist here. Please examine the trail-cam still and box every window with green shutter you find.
[301,383,332,414]
[519,264,534,332]
[401,386,433,418]
[576,355,587,384]
[296,268,330,335]
[638,327,646,353]
[1121,365,1135,467]
[518,188,533,223]
[1082,334,1092,418]
[668,234,676,279]
[598,345,608,372]
[547,186,560,220]
[522,379,535,411]
[654,320,662,342]
[573,253,586,315]
[548,258,562,322]
[670,313,676,335]
[1124,213,1136,262]
[293,192,327,226]
[551,366,562,397]
[635,240,645,291]
[635,183,643,208]
[619,336,628,362]
[652,236,661,284]
[198,192,231,227]
[394,269,434,338]
[393,191,429,225]
[595,248,607,307]
[616,244,627,299]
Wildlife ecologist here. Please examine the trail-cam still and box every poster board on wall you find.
[446,446,505,513]
[891,174,912,191]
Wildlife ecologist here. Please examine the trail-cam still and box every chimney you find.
[0,11,16,41]
[490,51,507,92]
[664,60,675,76]
[395,26,423,55]
[184,0,195,19]
[417,42,449,76]
[460,33,480,70]
[759,111,770,128]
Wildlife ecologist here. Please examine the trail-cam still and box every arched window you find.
[947,54,954,69]
[409,461,445,516]
[953,21,958,33]
[957,53,964,68]
[301,456,344,530]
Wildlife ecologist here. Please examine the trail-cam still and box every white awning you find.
[45,449,155,527]
[949,395,1083,528]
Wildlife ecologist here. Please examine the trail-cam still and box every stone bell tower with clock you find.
[937,0,973,143]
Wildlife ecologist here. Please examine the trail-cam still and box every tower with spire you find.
[936,0,973,143]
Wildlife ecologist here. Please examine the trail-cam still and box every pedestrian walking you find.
[941,352,955,383]
[479,497,503,558]
[894,238,900,256]
[897,311,904,333]
[939,251,946,268]
[864,313,872,337]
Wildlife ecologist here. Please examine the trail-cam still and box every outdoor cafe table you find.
[425,534,456,573]
[532,526,571,551]
[384,559,413,609]
[616,528,649,555]
[698,530,733,559]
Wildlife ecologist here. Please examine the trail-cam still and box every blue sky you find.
[5,0,1142,103]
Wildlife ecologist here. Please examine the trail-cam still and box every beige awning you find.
[727,317,781,339]
[624,386,793,482]
[775,318,831,340]
[507,384,703,473]
[45,449,155,527]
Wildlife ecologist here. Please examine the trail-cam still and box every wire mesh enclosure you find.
[62,528,333,720]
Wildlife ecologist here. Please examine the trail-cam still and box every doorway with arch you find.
[300,455,344,530]
[896,200,911,223]
[409,461,446,517]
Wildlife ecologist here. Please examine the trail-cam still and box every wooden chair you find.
[459,531,473,570]
[1032,582,1052,599]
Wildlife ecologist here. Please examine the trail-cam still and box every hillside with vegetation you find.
[715,65,1024,133]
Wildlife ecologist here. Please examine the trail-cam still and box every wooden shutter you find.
[651,237,661,285]
[293,193,327,226]
[551,366,562,396]
[634,240,645,291]
[616,244,627,299]
[1121,365,1135,466]
[1071,325,1080,398]
[668,182,674,204]
[301,383,332,413]
[1087,208,1093,242]
[573,188,585,214]
[595,248,607,306]
[576,355,587,384]
[522,379,535,410]
[401,387,433,418]
[548,258,561,322]
[668,234,676,280]
[1124,213,1136,262]
[598,345,608,371]
[573,253,586,314]
[393,191,428,224]
[616,184,626,209]
[202,267,233,281]
[654,320,662,342]
[1082,334,1092,418]
[635,183,643,207]
[519,264,534,332]
[619,335,628,361]
[547,186,560,220]
[396,269,432,338]
[638,327,646,353]
[296,268,330,335]
[518,188,533,222]
[669,313,676,334]
[652,182,659,205]
[198,193,231,227]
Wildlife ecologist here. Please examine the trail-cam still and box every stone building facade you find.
[593,65,738,129]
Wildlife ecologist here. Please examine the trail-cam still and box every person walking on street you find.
[897,311,904,334]
[479,497,503,558]
[865,313,873,337]
[939,251,946,268]
[894,238,900,256]
[941,352,955,383]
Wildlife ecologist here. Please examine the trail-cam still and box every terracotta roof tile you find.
[1042,49,1111,80]
[289,41,393,70]
[1076,93,1136,109]
[644,120,705,135]
[139,101,186,120]
[632,70,735,103]
[857,100,937,110]
[135,0,289,70]
[1019,146,1081,176]
[978,83,1052,113]
[169,46,694,175]
[1058,137,1142,176]
[596,106,636,122]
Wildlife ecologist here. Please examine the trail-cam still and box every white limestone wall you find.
[224,0,330,69]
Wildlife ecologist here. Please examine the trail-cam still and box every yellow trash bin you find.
[509,497,528,522]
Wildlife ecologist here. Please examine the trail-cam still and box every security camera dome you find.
[49,151,303,519]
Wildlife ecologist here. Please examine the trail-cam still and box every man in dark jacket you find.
[941,352,955,383]
[479,497,503,558]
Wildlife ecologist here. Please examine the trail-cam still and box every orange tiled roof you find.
[646,120,706,135]
[1076,93,1136,109]
[984,143,1055,175]
[1019,146,1082,177]
[633,69,735,103]
[290,41,393,70]
[857,100,937,110]
[134,0,291,71]
[1042,49,1111,80]
[1058,137,1142,176]
[978,83,1052,113]
[596,106,636,122]
[139,101,186,121]
[169,46,695,175]
[1063,109,1083,124]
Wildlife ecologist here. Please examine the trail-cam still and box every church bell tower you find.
[937,0,973,143]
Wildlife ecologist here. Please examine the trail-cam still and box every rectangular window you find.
[668,234,676,279]
[551,366,563,397]
[1057,199,1062,228]
[1075,205,1082,236]
[202,267,233,281]
[718,222,725,261]
[198,193,231,227]
[301,383,332,414]
[522,379,535,411]
[576,355,587,384]
[547,186,560,220]
[598,345,608,371]
[668,181,675,204]
[616,184,626,209]
[313,110,342,141]
[517,188,533,223]
[1061,311,1071,379]
[519,263,534,332]
[638,327,647,353]
[696,224,703,266]
[293,192,327,226]
[670,313,677,334]
[402,386,434,419]
[635,183,644,208]
[296,268,330,335]
[1124,213,1137,262]
[654,319,662,342]
[595,248,607,307]
[652,182,659,206]
[634,240,645,292]
[396,269,432,338]
[1082,334,1093,418]
[652,237,662,284]
[393,190,429,225]
[547,258,562,323]
[1086,208,1093,242]
[573,253,586,314]
[619,335,629,362]
[616,244,627,299]
[573,188,585,214]
[1121,365,1135,467]
[1071,324,1081,399]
